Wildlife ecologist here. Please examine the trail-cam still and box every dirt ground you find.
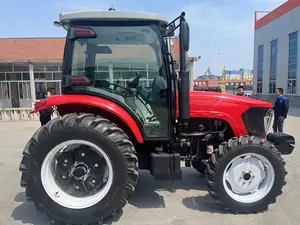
[0,111,299,225]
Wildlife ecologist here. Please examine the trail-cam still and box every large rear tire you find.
[205,136,287,213]
[19,113,139,224]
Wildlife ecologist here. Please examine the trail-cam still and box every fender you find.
[32,94,144,143]
[190,111,248,136]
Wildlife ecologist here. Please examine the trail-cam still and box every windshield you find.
[67,24,170,138]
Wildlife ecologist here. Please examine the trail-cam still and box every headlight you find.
[264,108,273,132]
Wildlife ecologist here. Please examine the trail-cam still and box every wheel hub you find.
[225,156,265,195]
[70,162,90,180]
[51,144,110,198]
[243,173,251,181]
[41,140,114,209]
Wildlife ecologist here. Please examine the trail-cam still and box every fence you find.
[0,108,59,121]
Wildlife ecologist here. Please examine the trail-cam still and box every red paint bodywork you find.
[180,91,272,136]
[32,95,144,143]
[32,91,272,143]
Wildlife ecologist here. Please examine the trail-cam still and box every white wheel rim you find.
[222,153,275,204]
[41,140,113,209]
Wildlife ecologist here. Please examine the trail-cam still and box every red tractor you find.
[19,9,295,225]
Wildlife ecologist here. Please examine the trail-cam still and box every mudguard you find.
[32,94,144,143]
[266,132,295,155]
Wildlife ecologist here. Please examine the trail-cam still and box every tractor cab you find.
[55,9,190,139]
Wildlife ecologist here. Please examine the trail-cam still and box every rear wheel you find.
[19,113,139,225]
[205,136,287,213]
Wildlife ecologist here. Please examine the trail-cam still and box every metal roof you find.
[59,9,169,25]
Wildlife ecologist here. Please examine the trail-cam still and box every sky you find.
[0,0,287,77]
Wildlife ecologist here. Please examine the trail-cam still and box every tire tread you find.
[205,135,287,214]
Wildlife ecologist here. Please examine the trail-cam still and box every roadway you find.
[0,109,299,225]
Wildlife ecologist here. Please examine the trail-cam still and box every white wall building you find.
[253,0,300,106]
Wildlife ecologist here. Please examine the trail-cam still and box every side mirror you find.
[53,21,62,27]
[180,21,190,52]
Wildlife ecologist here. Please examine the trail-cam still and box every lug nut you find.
[81,153,85,157]
[95,163,98,167]
[62,175,66,179]
[75,186,79,190]
[64,159,68,163]
[92,179,96,184]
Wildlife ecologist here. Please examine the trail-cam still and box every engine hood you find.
[189,91,272,108]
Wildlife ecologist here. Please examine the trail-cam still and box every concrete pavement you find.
[0,115,299,225]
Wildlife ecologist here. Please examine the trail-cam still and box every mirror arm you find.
[167,24,180,36]
[165,12,186,36]
[167,15,181,27]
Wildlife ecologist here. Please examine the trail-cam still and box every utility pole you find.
[221,66,226,94]
[217,53,226,94]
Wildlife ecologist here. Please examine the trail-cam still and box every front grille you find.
[264,108,274,133]
[241,107,270,138]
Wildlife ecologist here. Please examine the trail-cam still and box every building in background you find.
[194,67,221,92]
[0,37,197,108]
[225,69,253,81]
[225,69,253,90]
[193,67,253,93]
[253,0,300,106]
[193,79,221,92]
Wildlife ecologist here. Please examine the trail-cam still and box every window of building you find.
[6,73,21,81]
[257,83,263,93]
[13,64,29,72]
[0,73,6,81]
[45,64,60,72]
[33,64,46,71]
[288,31,297,94]
[0,64,13,72]
[0,82,9,99]
[53,72,62,80]
[257,45,264,93]
[269,39,277,93]
[22,73,30,80]
[269,81,276,94]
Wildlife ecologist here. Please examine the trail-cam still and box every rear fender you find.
[32,95,144,143]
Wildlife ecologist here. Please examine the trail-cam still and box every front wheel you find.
[206,136,287,213]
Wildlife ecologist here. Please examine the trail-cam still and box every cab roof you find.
[59,9,169,25]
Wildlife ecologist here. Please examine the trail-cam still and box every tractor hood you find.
[185,91,272,136]
[189,91,272,108]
